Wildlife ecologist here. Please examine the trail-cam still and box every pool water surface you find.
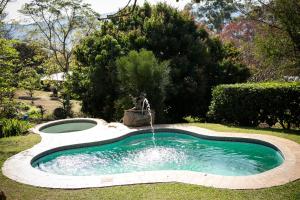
[32,131,284,176]
[40,121,97,133]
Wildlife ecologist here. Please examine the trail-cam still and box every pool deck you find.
[2,118,300,189]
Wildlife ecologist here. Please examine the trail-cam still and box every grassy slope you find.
[1,124,300,200]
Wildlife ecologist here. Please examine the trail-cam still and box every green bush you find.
[53,107,67,120]
[116,49,170,122]
[207,82,300,129]
[0,119,32,138]
[27,107,42,119]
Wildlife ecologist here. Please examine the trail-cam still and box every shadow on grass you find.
[18,96,41,101]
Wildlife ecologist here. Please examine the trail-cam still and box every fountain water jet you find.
[141,98,156,146]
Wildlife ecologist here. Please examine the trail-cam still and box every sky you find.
[5,0,190,23]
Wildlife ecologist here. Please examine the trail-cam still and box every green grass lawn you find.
[1,123,300,200]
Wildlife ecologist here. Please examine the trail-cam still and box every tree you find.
[240,0,299,56]
[272,0,300,56]
[20,0,98,73]
[20,0,98,116]
[116,3,249,121]
[0,38,19,118]
[18,68,41,104]
[72,3,249,122]
[197,0,300,80]
[116,49,170,121]
[13,41,48,73]
[0,0,10,15]
[243,0,300,55]
[241,0,300,79]
[72,34,124,119]
[188,0,244,32]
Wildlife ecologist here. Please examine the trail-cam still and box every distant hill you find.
[6,13,109,41]
[6,22,40,40]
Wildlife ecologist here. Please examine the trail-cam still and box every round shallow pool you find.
[39,120,97,133]
[32,131,284,176]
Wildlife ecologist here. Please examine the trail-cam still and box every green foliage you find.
[116,49,170,121]
[191,0,243,32]
[52,107,67,120]
[18,68,41,103]
[0,119,32,138]
[13,41,48,73]
[183,116,205,123]
[20,0,99,73]
[27,106,42,119]
[73,34,123,119]
[0,38,19,87]
[0,100,18,119]
[248,0,300,77]
[253,25,298,78]
[272,0,300,56]
[207,82,300,129]
[0,38,19,118]
[72,3,249,122]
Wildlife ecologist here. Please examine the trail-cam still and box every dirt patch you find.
[15,90,81,115]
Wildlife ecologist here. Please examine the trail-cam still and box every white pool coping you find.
[2,118,300,189]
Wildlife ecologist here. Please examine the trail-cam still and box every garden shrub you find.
[27,106,42,119]
[116,49,170,122]
[53,107,67,120]
[207,82,300,129]
[73,34,123,120]
[0,119,32,138]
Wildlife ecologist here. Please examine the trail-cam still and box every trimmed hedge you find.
[207,82,300,129]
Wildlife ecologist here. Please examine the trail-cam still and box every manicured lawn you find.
[1,123,300,200]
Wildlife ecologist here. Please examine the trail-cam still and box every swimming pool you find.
[32,131,284,176]
[39,119,97,133]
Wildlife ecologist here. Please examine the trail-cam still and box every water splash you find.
[142,98,155,146]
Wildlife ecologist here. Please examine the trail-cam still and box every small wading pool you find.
[39,120,97,133]
[32,131,284,176]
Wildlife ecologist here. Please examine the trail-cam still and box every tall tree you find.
[20,0,99,73]
[13,41,48,73]
[71,3,249,122]
[73,34,124,119]
[189,0,244,32]
[0,38,19,118]
[245,0,300,77]
[20,0,98,117]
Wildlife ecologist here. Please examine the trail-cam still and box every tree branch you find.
[98,0,138,20]
[0,0,10,15]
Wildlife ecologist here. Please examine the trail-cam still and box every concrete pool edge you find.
[2,122,300,189]
[31,118,107,134]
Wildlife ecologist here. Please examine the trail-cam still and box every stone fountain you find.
[123,94,155,127]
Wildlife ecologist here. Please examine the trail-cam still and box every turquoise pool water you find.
[40,121,96,133]
[32,132,284,176]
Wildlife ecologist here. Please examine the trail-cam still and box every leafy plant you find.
[52,107,67,120]
[18,68,41,104]
[116,49,170,121]
[0,119,32,138]
[73,34,123,120]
